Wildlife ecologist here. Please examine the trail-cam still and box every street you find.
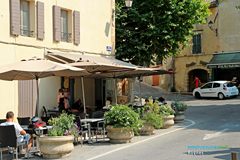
[70,82,240,160]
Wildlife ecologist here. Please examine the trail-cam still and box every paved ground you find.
[2,82,240,160]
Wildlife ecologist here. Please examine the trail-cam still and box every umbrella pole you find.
[139,77,142,106]
[114,78,117,104]
[81,76,86,114]
[35,77,39,117]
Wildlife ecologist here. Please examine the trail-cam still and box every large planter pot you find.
[106,125,134,143]
[137,120,155,135]
[39,135,74,159]
[174,111,185,123]
[161,115,175,129]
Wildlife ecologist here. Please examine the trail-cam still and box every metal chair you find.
[43,106,56,117]
[41,117,51,125]
[0,125,29,160]
[90,112,106,142]
[0,119,6,124]
[74,116,90,147]
[17,117,30,125]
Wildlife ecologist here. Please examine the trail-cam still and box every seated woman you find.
[144,98,149,105]
[158,97,167,106]
[72,99,84,112]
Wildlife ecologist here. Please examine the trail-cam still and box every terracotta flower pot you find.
[106,125,134,143]
[161,115,175,129]
[39,135,74,159]
[174,111,185,123]
[137,120,155,135]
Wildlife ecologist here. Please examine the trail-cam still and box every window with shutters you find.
[192,33,202,54]
[61,10,70,42]
[20,0,33,37]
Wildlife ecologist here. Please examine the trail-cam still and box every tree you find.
[115,0,211,66]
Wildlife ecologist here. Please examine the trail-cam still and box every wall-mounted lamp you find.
[122,0,133,10]
[208,20,218,36]
[112,9,115,26]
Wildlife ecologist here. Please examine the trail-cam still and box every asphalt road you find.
[5,82,240,160]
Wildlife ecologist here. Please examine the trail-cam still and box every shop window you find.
[192,33,201,54]
[20,0,33,37]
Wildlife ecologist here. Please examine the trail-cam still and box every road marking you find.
[87,119,195,160]
[203,129,229,140]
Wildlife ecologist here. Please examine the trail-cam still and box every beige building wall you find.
[0,0,114,119]
[174,6,218,92]
[143,57,173,92]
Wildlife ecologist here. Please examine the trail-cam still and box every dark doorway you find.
[214,68,240,86]
[188,69,208,91]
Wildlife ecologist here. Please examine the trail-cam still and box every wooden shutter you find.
[74,11,80,44]
[197,34,202,53]
[10,0,20,35]
[53,5,61,41]
[18,80,37,117]
[37,1,44,39]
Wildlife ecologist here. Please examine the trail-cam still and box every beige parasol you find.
[0,57,89,116]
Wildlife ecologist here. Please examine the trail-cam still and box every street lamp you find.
[125,0,133,8]
[208,20,218,36]
[122,0,133,10]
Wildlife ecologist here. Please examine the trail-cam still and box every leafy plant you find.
[159,104,175,116]
[136,105,163,129]
[115,0,211,66]
[47,112,81,137]
[104,105,143,135]
[171,95,188,115]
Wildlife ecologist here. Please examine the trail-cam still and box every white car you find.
[193,81,239,100]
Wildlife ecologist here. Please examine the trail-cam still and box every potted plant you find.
[171,98,188,123]
[159,104,175,129]
[39,112,81,159]
[136,98,163,135]
[104,105,142,143]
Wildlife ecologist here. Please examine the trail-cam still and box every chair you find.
[0,125,29,160]
[75,112,86,119]
[0,119,6,124]
[17,117,30,125]
[41,117,51,125]
[43,106,56,117]
[90,112,106,142]
[74,116,90,147]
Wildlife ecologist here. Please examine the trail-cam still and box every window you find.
[213,83,220,88]
[20,0,30,37]
[224,82,234,87]
[61,10,68,42]
[201,83,212,89]
[192,33,201,54]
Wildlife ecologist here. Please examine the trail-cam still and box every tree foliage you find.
[115,0,211,66]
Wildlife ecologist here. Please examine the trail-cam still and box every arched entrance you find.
[188,69,208,92]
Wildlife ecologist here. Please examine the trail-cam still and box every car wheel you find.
[195,92,201,99]
[218,93,224,100]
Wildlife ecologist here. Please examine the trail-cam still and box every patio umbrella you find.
[68,61,136,112]
[0,57,89,116]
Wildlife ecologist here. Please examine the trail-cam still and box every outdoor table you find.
[21,126,52,156]
[81,118,105,143]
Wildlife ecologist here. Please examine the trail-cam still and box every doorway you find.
[188,69,208,91]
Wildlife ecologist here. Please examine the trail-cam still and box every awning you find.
[46,51,136,68]
[207,52,240,69]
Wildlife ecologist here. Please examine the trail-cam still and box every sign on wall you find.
[107,46,112,51]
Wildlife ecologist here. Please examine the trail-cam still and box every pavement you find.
[2,81,240,160]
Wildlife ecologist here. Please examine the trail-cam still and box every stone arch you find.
[184,65,211,92]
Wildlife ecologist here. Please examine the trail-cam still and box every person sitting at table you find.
[144,98,149,105]
[158,97,165,106]
[0,111,33,158]
[72,99,84,112]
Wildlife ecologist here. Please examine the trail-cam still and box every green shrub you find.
[104,105,143,135]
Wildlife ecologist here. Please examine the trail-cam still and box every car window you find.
[213,83,221,88]
[201,83,212,89]
[224,82,234,87]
